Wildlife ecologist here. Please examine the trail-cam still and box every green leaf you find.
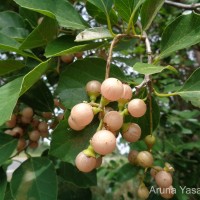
[177,68,200,108]
[10,157,57,200]
[114,0,142,23]
[0,27,29,40]
[0,11,25,29]
[57,162,97,187]
[45,35,106,57]
[20,17,58,50]
[0,168,7,200]
[0,60,50,125]
[107,163,139,182]
[87,0,113,15]
[56,58,127,108]
[20,80,54,112]
[176,142,200,153]
[141,0,164,31]
[0,33,39,61]
[133,62,178,75]
[13,0,88,30]
[75,27,113,42]
[158,13,200,59]
[0,134,18,166]
[86,2,118,25]
[49,117,98,164]
[0,60,25,76]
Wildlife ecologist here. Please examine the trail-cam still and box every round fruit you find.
[12,127,24,137]
[6,114,16,128]
[85,80,101,97]
[101,78,123,101]
[40,131,49,138]
[145,135,156,149]
[21,116,32,124]
[74,52,83,59]
[155,171,173,188]
[150,166,163,178]
[137,184,149,199]
[29,130,40,142]
[60,54,74,63]
[91,130,116,155]
[122,123,141,142]
[128,99,147,118]
[136,151,154,168]
[38,122,48,132]
[75,151,96,173]
[128,150,138,165]
[120,84,132,101]
[71,103,94,126]
[22,107,34,118]
[17,138,26,151]
[103,111,123,131]
[68,116,85,131]
[160,185,174,199]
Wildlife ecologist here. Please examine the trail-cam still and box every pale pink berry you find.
[155,171,173,188]
[71,103,94,126]
[60,54,74,63]
[120,84,132,101]
[101,78,123,101]
[122,123,141,142]
[38,122,48,132]
[68,116,85,131]
[136,151,154,168]
[91,130,116,155]
[128,99,147,117]
[29,130,40,142]
[128,150,138,165]
[22,107,34,118]
[160,185,175,199]
[86,80,101,96]
[75,152,96,173]
[103,111,123,131]
[6,114,16,128]
[12,127,24,137]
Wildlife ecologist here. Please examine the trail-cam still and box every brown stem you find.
[105,34,146,79]
[165,0,200,10]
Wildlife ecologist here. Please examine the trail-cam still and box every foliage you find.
[0,0,200,200]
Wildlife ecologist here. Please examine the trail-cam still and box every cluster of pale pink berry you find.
[4,100,64,152]
[4,107,50,151]
[67,77,147,171]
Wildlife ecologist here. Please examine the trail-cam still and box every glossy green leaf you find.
[177,68,200,108]
[141,0,164,31]
[56,58,127,108]
[49,117,98,164]
[0,33,39,61]
[20,17,58,50]
[114,0,143,23]
[86,2,117,25]
[10,157,57,200]
[13,0,88,30]
[0,27,29,40]
[0,134,18,166]
[75,27,113,42]
[0,11,25,29]
[158,13,200,59]
[107,163,139,182]
[58,179,92,200]
[57,162,97,187]
[133,62,177,75]
[0,60,50,125]
[0,60,25,76]
[0,168,7,200]
[20,80,54,112]
[87,0,113,15]
[45,35,106,57]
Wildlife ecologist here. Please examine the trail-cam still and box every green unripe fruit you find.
[144,135,156,149]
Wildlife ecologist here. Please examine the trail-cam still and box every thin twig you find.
[105,34,145,79]
[165,0,200,10]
